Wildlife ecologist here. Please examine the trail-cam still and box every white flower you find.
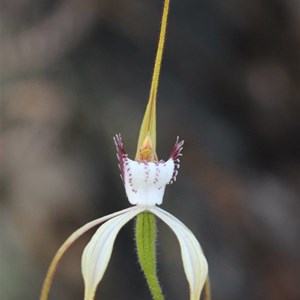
[40,0,209,297]
[81,135,208,300]
[40,134,208,300]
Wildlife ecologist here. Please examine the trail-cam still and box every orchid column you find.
[40,1,209,300]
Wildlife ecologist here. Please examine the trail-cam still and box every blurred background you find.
[1,0,300,299]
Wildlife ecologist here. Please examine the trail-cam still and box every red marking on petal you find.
[169,136,184,183]
[169,136,184,160]
[113,134,127,183]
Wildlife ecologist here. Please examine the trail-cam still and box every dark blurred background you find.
[1,0,300,299]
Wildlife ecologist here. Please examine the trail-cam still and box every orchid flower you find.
[80,133,208,300]
[40,1,209,299]
[40,133,208,300]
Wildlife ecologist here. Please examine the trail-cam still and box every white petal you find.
[81,206,143,300]
[150,207,208,300]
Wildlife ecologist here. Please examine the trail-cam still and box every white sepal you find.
[81,206,143,300]
[150,207,208,300]
[40,207,140,300]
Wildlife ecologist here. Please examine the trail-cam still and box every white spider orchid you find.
[40,1,209,299]
[40,134,208,300]
[108,134,208,300]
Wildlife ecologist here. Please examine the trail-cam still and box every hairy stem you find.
[135,212,164,300]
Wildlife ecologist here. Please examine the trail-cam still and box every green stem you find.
[135,212,164,300]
